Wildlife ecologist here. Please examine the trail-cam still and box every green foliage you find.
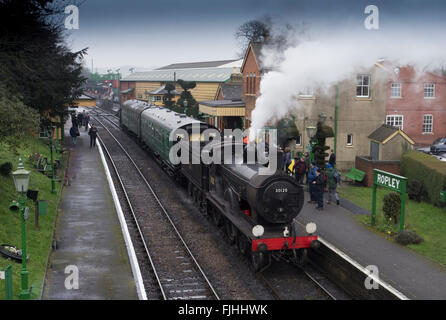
[0,0,87,114]
[401,151,446,207]
[0,135,62,299]
[395,230,424,246]
[312,122,334,169]
[176,79,198,118]
[276,118,299,149]
[163,82,176,110]
[0,162,13,176]
[0,85,40,150]
[382,192,401,224]
[407,180,428,203]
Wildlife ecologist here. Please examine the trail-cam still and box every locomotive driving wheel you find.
[224,219,237,244]
[236,232,250,256]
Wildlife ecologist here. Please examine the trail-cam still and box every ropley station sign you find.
[374,170,405,192]
[372,169,408,231]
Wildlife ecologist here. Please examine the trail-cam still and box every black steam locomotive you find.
[120,100,318,271]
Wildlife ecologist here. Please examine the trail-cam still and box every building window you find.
[386,115,404,130]
[356,74,370,98]
[422,114,433,133]
[390,82,401,98]
[347,134,353,146]
[298,87,314,98]
[424,83,435,98]
[296,135,302,146]
[252,73,256,93]
[246,73,249,93]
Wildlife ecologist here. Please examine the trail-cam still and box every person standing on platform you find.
[282,147,292,174]
[307,161,318,204]
[72,113,79,128]
[312,168,325,210]
[77,112,84,130]
[329,149,336,167]
[326,163,340,205]
[293,156,307,185]
[84,112,90,131]
[88,123,98,148]
[303,152,310,184]
[69,125,79,146]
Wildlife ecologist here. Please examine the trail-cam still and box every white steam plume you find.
[249,33,446,140]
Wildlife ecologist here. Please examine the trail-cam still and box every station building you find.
[384,65,446,147]
[119,59,243,105]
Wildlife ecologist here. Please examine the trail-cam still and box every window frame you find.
[422,114,433,134]
[347,133,353,146]
[390,82,402,98]
[386,115,404,130]
[356,74,371,98]
[424,83,435,99]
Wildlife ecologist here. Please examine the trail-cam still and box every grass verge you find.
[0,136,63,299]
[338,183,446,266]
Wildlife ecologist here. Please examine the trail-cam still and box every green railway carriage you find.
[140,106,213,170]
[120,99,216,175]
[120,99,151,137]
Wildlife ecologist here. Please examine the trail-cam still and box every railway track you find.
[93,113,219,300]
[92,107,350,300]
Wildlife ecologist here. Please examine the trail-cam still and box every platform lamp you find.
[11,158,31,300]
[47,127,56,194]
[305,121,317,163]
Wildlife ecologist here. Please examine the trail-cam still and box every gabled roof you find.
[368,124,415,145]
[121,67,235,83]
[157,59,241,70]
[217,83,242,101]
[149,85,181,95]
[241,42,263,73]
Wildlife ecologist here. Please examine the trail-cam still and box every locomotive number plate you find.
[275,188,288,193]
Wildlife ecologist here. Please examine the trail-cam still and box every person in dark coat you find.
[326,163,340,205]
[329,149,336,167]
[77,112,84,128]
[293,156,307,185]
[312,168,325,210]
[307,162,318,203]
[88,123,98,148]
[282,147,292,174]
[84,112,90,131]
[69,125,79,146]
[71,113,79,128]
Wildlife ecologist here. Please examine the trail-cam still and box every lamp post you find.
[183,99,188,115]
[47,128,56,194]
[11,158,31,300]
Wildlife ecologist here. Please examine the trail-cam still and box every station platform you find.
[296,191,446,299]
[41,122,138,300]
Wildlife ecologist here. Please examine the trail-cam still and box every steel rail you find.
[96,132,167,300]
[94,115,220,300]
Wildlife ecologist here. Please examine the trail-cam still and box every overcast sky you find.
[66,0,446,74]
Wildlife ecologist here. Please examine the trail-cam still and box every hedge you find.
[400,151,446,207]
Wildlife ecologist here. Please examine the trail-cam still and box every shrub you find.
[383,192,401,224]
[395,230,424,246]
[407,180,428,202]
[0,162,13,176]
[401,151,446,207]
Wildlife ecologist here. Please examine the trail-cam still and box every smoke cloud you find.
[249,31,446,140]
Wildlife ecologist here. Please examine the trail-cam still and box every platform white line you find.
[295,220,409,300]
[97,134,147,300]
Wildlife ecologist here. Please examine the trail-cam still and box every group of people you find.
[69,110,98,148]
[283,148,340,212]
